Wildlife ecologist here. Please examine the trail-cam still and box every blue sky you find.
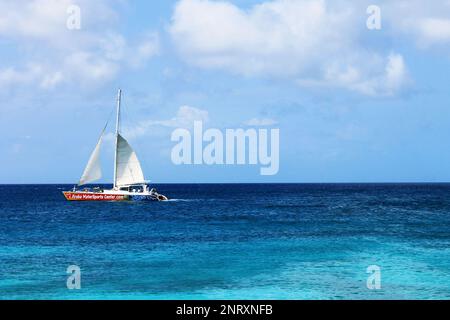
[1,0,450,183]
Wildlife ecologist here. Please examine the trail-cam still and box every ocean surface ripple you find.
[0,183,449,299]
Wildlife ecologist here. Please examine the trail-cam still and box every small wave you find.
[166,199,202,202]
[264,204,319,209]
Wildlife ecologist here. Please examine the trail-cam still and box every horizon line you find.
[1,182,450,185]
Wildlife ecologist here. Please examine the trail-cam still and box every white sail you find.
[115,133,145,186]
[78,135,103,186]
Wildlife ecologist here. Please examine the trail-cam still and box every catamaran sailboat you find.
[63,89,168,202]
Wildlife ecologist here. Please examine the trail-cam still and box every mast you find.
[113,88,122,189]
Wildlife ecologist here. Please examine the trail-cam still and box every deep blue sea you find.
[0,184,449,300]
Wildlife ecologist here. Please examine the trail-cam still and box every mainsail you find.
[78,134,103,186]
[114,133,145,187]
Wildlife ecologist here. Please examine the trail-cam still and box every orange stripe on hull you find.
[63,192,128,201]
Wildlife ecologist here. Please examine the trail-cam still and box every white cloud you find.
[244,118,278,126]
[0,0,117,45]
[0,65,41,87]
[170,0,351,77]
[299,53,409,96]
[123,105,209,139]
[41,71,64,89]
[63,51,119,84]
[159,105,209,128]
[384,54,408,94]
[0,63,66,89]
[169,0,409,96]
[0,0,159,90]
[381,0,450,47]
[417,18,450,44]
[128,33,161,68]
[0,0,73,39]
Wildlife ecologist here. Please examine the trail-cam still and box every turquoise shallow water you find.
[0,184,449,299]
